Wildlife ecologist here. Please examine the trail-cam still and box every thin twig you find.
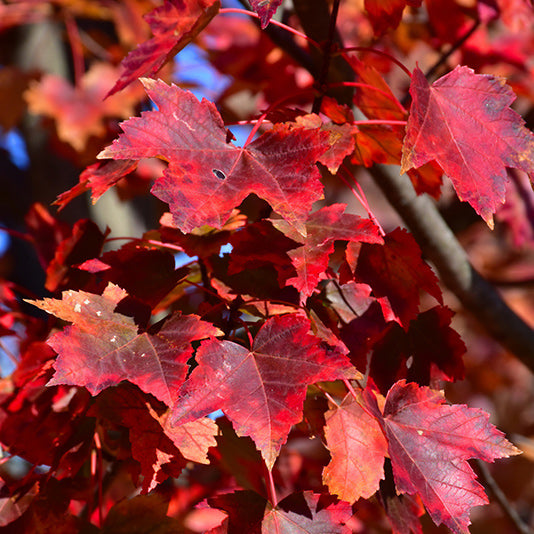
[312,0,341,113]
[0,340,19,367]
[475,459,533,534]
[425,19,481,81]
[64,14,84,86]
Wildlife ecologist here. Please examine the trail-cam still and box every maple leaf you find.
[44,219,107,293]
[354,228,442,326]
[95,385,216,492]
[76,245,188,307]
[364,0,422,35]
[401,66,534,227]
[249,0,283,28]
[350,58,407,121]
[325,281,375,323]
[271,204,383,302]
[29,284,221,406]
[362,306,465,395]
[384,493,425,534]
[99,78,329,234]
[346,59,443,197]
[208,490,267,532]
[365,380,521,533]
[108,0,221,96]
[94,385,184,493]
[292,114,357,173]
[322,392,388,502]
[262,491,353,533]
[25,63,141,151]
[170,314,353,469]
[228,220,299,286]
[55,159,137,211]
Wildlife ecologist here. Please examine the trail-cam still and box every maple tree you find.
[1,0,534,532]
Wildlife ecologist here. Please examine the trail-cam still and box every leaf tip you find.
[139,77,156,91]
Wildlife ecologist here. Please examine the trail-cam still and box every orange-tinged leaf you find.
[29,283,222,406]
[293,114,357,173]
[401,66,534,227]
[350,58,407,121]
[367,380,521,534]
[25,63,141,151]
[159,414,218,465]
[323,392,388,502]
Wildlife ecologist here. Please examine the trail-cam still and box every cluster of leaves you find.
[0,0,533,532]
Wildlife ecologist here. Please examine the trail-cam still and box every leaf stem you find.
[352,119,407,126]
[315,384,339,407]
[243,88,316,146]
[103,236,185,253]
[338,165,385,236]
[425,19,481,81]
[474,459,532,534]
[264,461,278,506]
[218,8,320,49]
[0,226,33,244]
[327,81,407,115]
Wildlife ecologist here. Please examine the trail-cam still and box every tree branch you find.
[369,164,534,372]
[474,459,533,534]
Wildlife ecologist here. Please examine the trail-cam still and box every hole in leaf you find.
[212,169,226,180]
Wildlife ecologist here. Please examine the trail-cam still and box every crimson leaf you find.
[170,314,353,468]
[402,66,534,227]
[99,78,330,234]
[29,284,221,406]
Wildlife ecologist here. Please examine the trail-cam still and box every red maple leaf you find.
[55,159,137,210]
[99,79,330,233]
[76,244,188,308]
[94,385,217,492]
[364,306,466,394]
[348,58,443,197]
[29,284,222,406]
[364,0,422,35]
[365,380,521,533]
[271,204,383,302]
[354,228,443,326]
[170,314,353,468]
[323,392,388,502]
[262,491,353,533]
[228,220,299,286]
[401,66,534,227]
[108,0,220,96]
[291,114,357,173]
